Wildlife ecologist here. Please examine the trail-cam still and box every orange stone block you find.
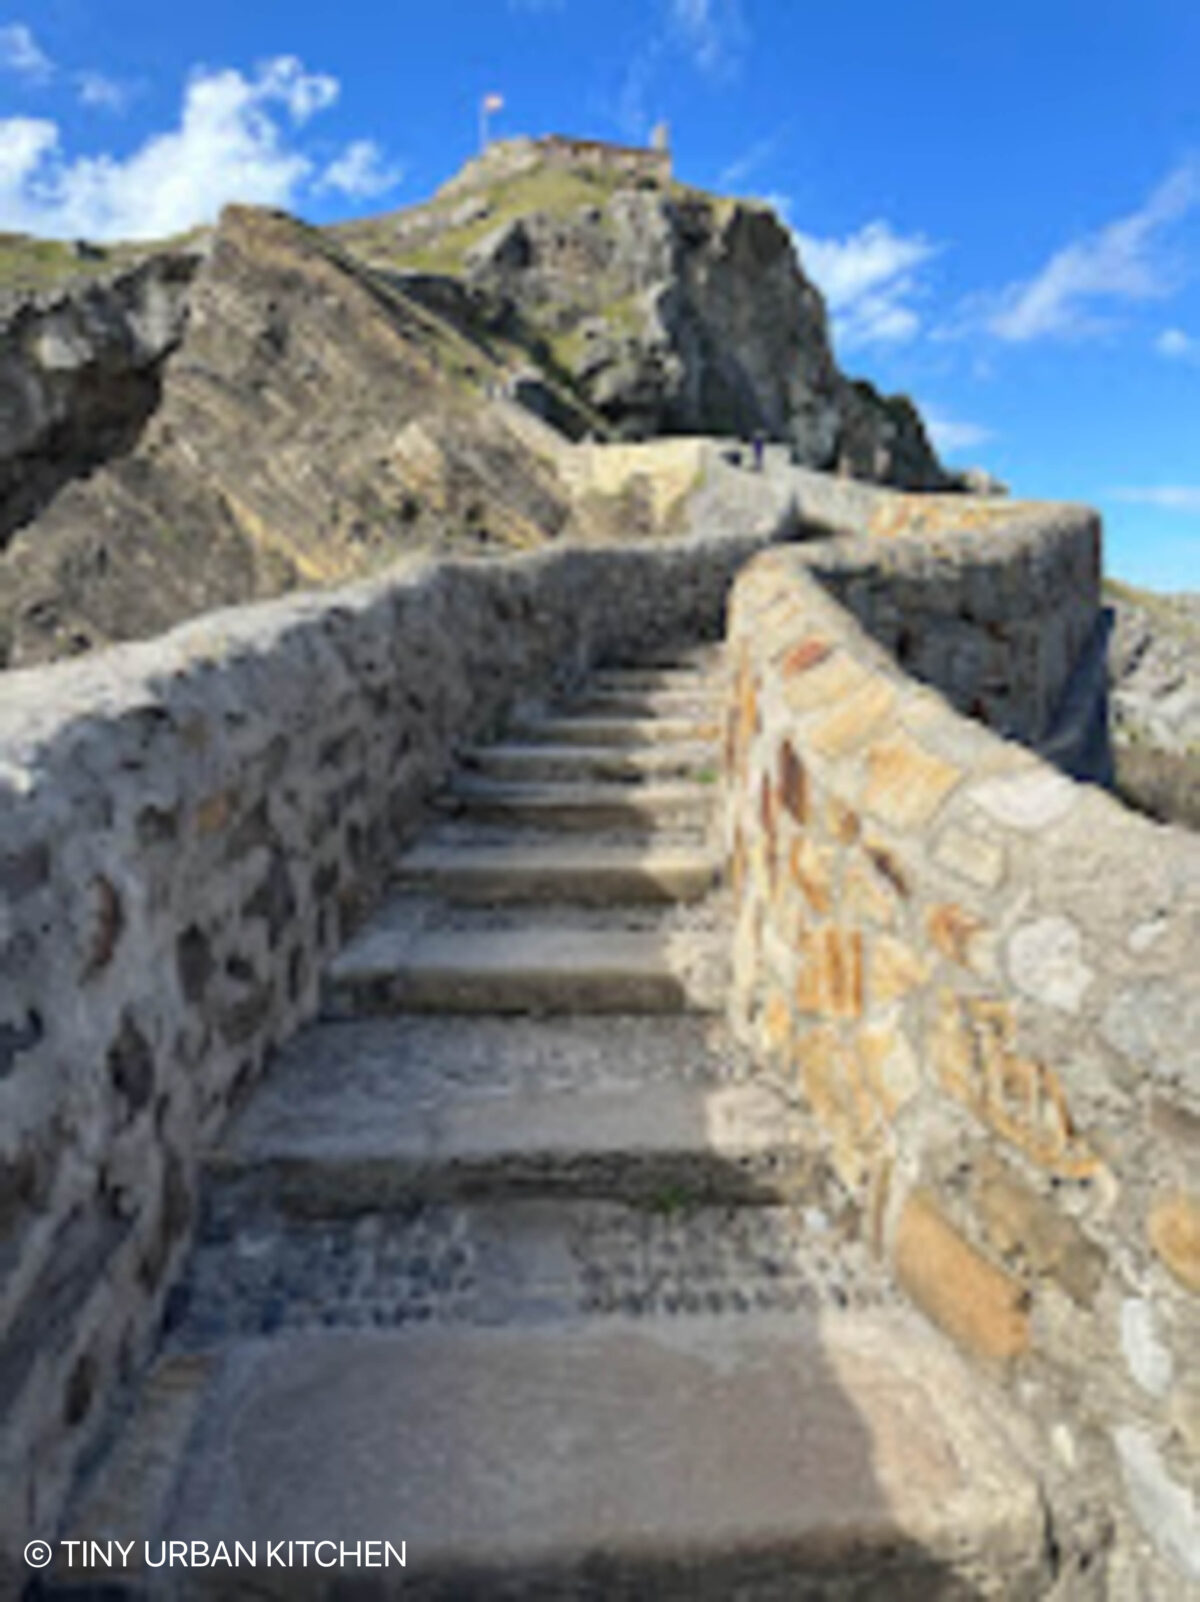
[795,927,864,1019]
[788,836,833,916]
[781,637,832,677]
[762,988,794,1065]
[927,903,984,967]
[870,935,930,1006]
[863,733,962,831]
[893,1190,1031,1362]
[1148,1194,1200,1294]
[858,1021,921,1120]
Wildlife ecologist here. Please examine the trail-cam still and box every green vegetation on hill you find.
[336,164,628,277]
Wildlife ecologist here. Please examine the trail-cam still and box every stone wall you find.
[724,546,1200,1592]
[0,519,781,1559]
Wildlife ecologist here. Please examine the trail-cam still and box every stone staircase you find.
[57,648,1052,1599]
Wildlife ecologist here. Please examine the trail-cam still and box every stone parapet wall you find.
[779,470,1104,747]
[0,521,779,1557]
[724,546,1200,1592]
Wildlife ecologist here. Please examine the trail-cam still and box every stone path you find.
[59,647,1052,1599]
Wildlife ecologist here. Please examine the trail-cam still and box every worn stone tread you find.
[63,1313,1048,1599]
[459,740,720,783]
[203,1015,804,1212]
[395,840,720,904]
[437,776,714,831]
[506,715,721,748]
[325,922,724,1016]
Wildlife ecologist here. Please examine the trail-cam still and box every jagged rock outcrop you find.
[0,208,583,668]
[0,137,975,670]
[337,139,954,489]
[0,251,202,547]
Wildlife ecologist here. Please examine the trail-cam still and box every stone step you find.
[199,1015,814,1219]
[173,1189,878,1347]
[565,687,720,718]
[460,740,720,784]
[437,776,714,831]
[590,667,723,695]
[506,714,720,748]
[324,913,725,1017]
[64,1313,1048,1599]
[395,841,720,905]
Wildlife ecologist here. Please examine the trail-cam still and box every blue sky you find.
[2,0,1199,591]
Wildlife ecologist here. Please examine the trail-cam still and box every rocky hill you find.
[335,136,953,487]
[0,136,965,669]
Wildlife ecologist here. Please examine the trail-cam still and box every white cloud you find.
[921,406,994,457]
[794,220,938,348]
[1156,326,1199,361]
[1110,486,1200,514]
[717,132,779,192]
[318,139,404,200]
[76,71,132,113]
[984,161,1200,342]
[669,0,746,75]
[0,22,53,83]
[0,56,399,241]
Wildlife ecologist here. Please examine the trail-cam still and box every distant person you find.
[752,431,765,472]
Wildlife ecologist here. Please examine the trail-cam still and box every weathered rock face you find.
[0,252,202,547]
[338,143,953,489]
[0,207,581,668]
[1107,583,1200,829]
[1108,585,1200,753]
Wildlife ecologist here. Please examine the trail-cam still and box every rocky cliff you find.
[336,140,954,488]
[0,138,970,669]
[0,208,597,667]
[0,250,202,549]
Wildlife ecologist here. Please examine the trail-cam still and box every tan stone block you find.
[788,836,833,916]
[971,1155,1106,1307]
[796,1025,842,1129]
[863,733,963,831]
[870,935,929,1007]
[893,1190,1031,1362]
[1148,1194,1200,1294]
[795,927,864,1020]
[927,903,985,968]
[762,988,794,1065]
[858,1020,922,1118]
[806,678,899,761]
[933,825,1006,890]
[781,653,871,717]
[843,862,895,928]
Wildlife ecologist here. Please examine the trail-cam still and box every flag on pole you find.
[483,92,504,113]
